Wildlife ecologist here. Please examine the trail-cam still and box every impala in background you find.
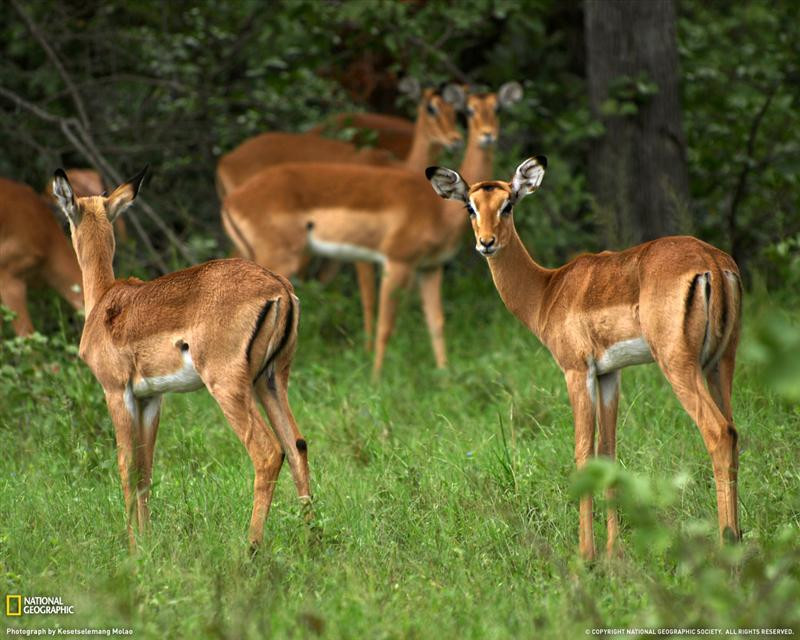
[0,176,83,336]
[221,82,522,375]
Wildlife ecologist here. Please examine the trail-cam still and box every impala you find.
[216,79,462,201]
[351,81,523,360]
[427,157,741,559]
[221,83,465,349]
[0,176,83,336]
[312,111,415,160]
[51,167,310,551]
[222,82,522,375]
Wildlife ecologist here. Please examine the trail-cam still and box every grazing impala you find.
[51,167,310,551]
[427,157,742,559]
[0,177,83,336]
[223,83,522,373]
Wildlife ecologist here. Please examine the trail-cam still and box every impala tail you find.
[249,288,300,388]
[685,265,742,372]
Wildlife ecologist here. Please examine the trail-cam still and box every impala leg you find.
[373,261,412,378]
[104,389,138,551]
[596,371,621,557]
[355,262,376,352]
[706,340,737,422]
[315,259,342,285]
[208,380,284,547]
[660,361,740,542]
[0,272,33,336]
[418,266,447,369]
[255,369,311,517]
[565,369,597,561]
[135,396,162,534]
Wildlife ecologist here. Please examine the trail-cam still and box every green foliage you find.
[573,460,800,630]
[679,1,800,276]
[2,280,799,637]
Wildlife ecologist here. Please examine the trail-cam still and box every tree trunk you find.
[584,0,690,246]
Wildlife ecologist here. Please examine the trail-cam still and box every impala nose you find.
[447,135,463,151]
[479,236,496,248]
[479,132,497,147]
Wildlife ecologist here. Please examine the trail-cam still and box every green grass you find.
[1,268,799,638]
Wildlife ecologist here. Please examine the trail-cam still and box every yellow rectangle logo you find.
[6,594,22,616]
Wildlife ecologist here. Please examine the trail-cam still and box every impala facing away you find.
[51,167,310,551]
[427,157,741,559]
[43,168,128,242]
[222,83,522,374]
[0,177,83,336]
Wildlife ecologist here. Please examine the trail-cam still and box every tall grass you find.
[1,269,798,638]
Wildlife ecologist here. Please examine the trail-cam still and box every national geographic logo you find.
[5,594,75,616]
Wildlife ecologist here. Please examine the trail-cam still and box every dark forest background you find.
[1,0,798,286]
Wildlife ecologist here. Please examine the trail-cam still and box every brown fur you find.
[0,177,83,335]
[53,170,311,551]
[216,133,395,200]
[223,89,510,376]
[311,112,416,159]
[429,159,742,560]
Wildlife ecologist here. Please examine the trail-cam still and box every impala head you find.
[52,166,146,259]
[400,77,464,150]
[464,81,523,148]
[426,155,546,257]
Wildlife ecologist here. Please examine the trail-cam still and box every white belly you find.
[596,337,654,375]
[308,233,387,265]
[132,349,204,397]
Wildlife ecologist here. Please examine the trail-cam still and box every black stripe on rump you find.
[246,299,274,364]
[683,273,701,333]
[255,295,295,387]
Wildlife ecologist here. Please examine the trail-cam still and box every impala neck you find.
[441,136,497,235]
[74,223,116,317]
[459,136,494,185]
[485,225,552,339]
[404,117,442,172]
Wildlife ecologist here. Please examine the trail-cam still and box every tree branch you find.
[0,85,181,273]
[408,35,471,84]
[11,0,91,131]
[727,85,777,265]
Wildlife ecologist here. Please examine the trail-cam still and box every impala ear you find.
[510,156,547,202]
[441,84,467,111]
[107,165,147,222]
[426,166,469,203]
[52,168,80,227]
[497,81,523,108]
[398,76,421,101]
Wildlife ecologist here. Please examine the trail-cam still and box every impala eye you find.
[500,202,513,216]
[465,203,477,218]
[427,102,437,116]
